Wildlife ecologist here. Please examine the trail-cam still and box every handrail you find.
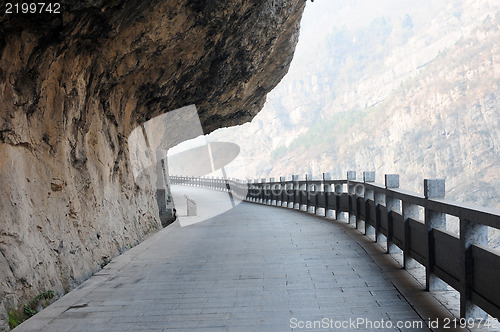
[170,171,500,321]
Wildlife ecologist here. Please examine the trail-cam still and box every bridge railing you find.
[170,172,500,321]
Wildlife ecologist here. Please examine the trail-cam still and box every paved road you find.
[16,187,464,332]
[171,185,240,227]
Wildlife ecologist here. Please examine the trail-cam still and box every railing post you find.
[323,173,331,217]
[262,178,266,205]
[252,179,257,203]
[333,178,343,221]
[347,171,356,193]
[385,174,400,255]
[402,201,419,270]
[246,179,251,201]
[305,174,312,213]
[362,172,375,234]
[313,175,319,215]
[248,179,255,202]
[285,176,292,208]
[374,177,386,243]
[347,171,356,225]
[460,219,488,319]
[264,179,267,204]
[260,178,266,204]
[269,177,275,205]
[424,179,448,291]
[292,175,299,209]
[250,178,254,202]
[279,176,286,207]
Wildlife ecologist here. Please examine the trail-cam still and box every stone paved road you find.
[15,187,451,332]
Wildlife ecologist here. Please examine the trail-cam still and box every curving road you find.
[15,187,469,332]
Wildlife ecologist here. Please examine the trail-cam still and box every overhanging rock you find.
[0,1,306,328]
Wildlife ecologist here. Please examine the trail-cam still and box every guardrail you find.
[171,172,500,320]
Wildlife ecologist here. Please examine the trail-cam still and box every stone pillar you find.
[362,171,375,234]
[292,175,299,209]
[306,173,313,213]
[332,176,343,222]
[253,178,259,202]
[269,177,275,205]
[385,174,400,255]
[323,172,332,217]
[280,176,286,207]
[403,201,420,269]
[246,179,252,201]
[346,171,356,225]
[424,179,448,291]
[347,170,356,192]
[259,178,266,203]
[460,218,488,319]
[374,177,386,243]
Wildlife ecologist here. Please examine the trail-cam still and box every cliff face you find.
[0,0,305,327]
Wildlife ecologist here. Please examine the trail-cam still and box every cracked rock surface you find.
[0,1,305,327]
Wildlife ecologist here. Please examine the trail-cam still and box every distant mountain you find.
[207,0,500,210]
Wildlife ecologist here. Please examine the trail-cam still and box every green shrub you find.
[7,290,56,328]
[8,310,21,329]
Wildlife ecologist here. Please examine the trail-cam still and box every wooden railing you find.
[171,172,500,320]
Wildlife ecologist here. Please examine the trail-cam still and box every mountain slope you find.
[208,0,500,209]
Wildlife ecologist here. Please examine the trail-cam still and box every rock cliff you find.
[0,0,305,328]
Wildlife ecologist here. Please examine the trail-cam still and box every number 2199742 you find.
[5,3,61,14]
